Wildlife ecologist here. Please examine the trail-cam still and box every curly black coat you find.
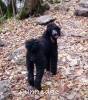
[25,23,61,90]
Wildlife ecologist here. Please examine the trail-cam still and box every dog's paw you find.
[46,68,50,72]
[28,80,34,87]
[34,84,42,91]
[52,72,57,75]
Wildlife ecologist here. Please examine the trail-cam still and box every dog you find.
[25,22,61,90]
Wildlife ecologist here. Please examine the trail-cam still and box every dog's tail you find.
[25,39,40,52]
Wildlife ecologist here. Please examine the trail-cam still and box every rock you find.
[0,80,10,93]
[0,80,11,100]
[0,92,12,100]
[75,7,88,17]
[5,45,25,62]
[36,15,55,25]
[75,0,88,17]
[5,53,13,61]
[54,4,69,13]
[79,0,88,8]
[5,45,26,65]
[0,39,4,47]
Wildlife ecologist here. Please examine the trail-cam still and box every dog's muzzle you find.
[54,35,59,39]
[52,30,57,35]
[52,30,59,39]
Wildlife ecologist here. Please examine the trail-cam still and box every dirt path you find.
[0,0,88,100]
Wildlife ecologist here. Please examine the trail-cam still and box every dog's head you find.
[47,22,61,39]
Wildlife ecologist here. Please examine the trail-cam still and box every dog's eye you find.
[55,27,60,31]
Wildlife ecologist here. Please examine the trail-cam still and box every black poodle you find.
[25,23,61,91]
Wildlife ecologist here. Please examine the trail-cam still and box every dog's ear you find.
[47,22,61,30]
[47,22,55,29]
[46,22,56,33]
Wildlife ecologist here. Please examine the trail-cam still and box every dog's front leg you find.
[26,51,34,86]
[50,49,58,75]
[45,56,50,71]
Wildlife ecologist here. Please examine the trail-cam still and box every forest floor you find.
[0,0,88,100]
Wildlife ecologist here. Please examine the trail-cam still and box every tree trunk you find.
[5,0,13,19]
[0,3,3,17]
[18,0,43,19]
[0,5,3,23]
[12,0,17,17]
[0,0,7,15]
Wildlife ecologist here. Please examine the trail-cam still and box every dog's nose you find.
[53,33,57,36]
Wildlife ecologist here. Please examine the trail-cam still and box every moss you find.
[17,6,26,20]
[50,0,62,3]
[5,7,12,19]
[54,0,62,3]
[4,0,13,19]
[31,0,46,16]
[18,0,47,19]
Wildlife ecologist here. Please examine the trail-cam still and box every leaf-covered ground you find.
[0,0,88,100]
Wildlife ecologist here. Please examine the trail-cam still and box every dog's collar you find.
[50,37,56,43]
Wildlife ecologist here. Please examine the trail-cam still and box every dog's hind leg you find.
[26,52,34,87]
[34,58,45,91]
